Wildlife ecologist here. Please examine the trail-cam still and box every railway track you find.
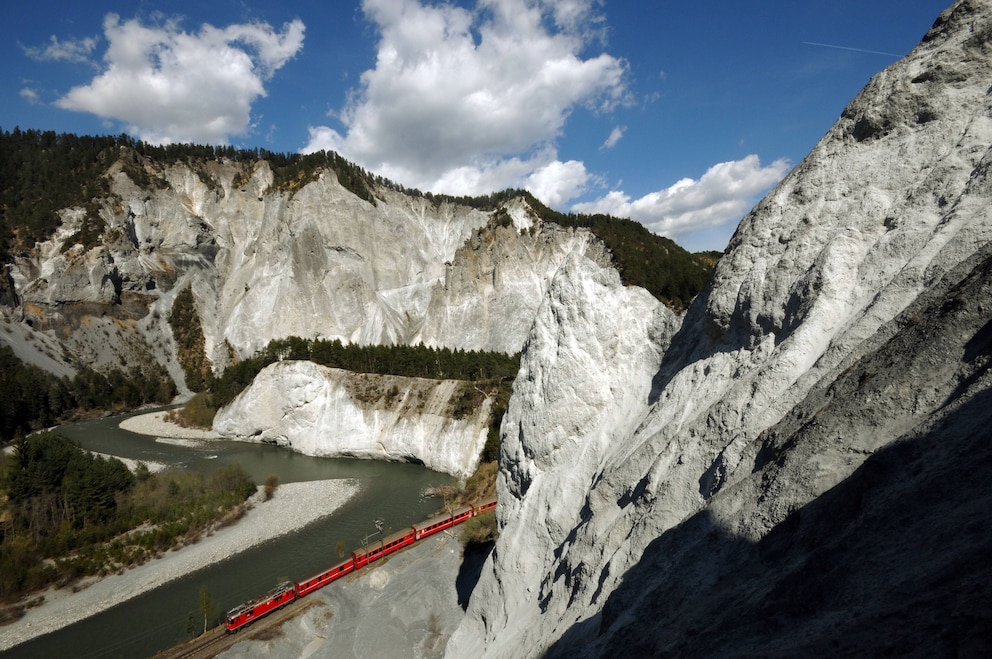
[155,598,324,659]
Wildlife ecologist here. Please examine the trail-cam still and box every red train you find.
[225,495,497,632]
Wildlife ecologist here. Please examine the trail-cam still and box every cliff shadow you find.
[456,540,494,611]
[648,286,760,405]
[548,386,992,657]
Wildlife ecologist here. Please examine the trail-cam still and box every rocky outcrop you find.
[415,199,612,354]
[449,1,992,656]
[213,360,492,479]
[0,73,621,492]
[202,177,492,360]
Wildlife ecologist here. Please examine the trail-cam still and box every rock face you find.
[213,360,492,479]
[416,200,611,354]
[5,2,991,655]
[4,168,600,384]
[448,1,992,656]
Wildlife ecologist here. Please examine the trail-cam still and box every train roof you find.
[381,526,416,546]
[476,495,497,508]
[414,504,472,529]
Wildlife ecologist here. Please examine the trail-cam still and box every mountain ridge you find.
[3,1,990,655]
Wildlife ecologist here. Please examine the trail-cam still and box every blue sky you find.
[1,0,950,251]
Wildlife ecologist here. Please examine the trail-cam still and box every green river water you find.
[3,409,456,658]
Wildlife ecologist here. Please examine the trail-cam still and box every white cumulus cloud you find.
[304,0,628,202]
[525,157,592,207]
[572,155,791,240]
[53,14,305,145]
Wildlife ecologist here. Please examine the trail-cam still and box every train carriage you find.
[295,556,356,597]
[414,503,475,540]
[451,503,475,525]
[473,495,497,515]
[352,526,417,568]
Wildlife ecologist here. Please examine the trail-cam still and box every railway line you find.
[156,495,497,657]
[157,598,326,659]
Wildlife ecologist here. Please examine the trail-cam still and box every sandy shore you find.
[119,409,222,440]
[0,411,362,652]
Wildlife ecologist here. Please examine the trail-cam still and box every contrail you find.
[803,41,901,58]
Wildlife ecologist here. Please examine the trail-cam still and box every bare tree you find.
[198,585,215,634]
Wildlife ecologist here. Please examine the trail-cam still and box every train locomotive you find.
[224,495,497,632]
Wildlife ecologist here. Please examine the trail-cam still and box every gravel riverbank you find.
[118,409,222,440]
[0,412,361,652]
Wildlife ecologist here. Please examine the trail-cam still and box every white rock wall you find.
[447,253,678,655]
[416,221,610,354]
[10,159,607,382]
[213,360,492,479]
[449,2,992,656]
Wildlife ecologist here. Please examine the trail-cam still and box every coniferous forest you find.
[0,344,176,443]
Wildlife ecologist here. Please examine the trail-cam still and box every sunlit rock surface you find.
[214,360,492,479]
[449,2,992,656]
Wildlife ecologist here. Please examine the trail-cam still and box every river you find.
[2,409,457,658]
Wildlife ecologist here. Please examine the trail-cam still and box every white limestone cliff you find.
[4,2,990,655]
[213,360,492,479]
[4,160,604,386]
[415,199,611,354]
[448,1,992,656]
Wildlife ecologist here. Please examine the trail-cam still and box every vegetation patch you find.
[0,129,117,262]
[169,286,210,392]
[458,461,499,545]
[343,373,407,408]
[0,432,255,608]
[461,460,497,504]
[448,383,490,420]
[460,510,497,546]
[164,392,214,429]
[60,206,107,254]
[263,474,279,501]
